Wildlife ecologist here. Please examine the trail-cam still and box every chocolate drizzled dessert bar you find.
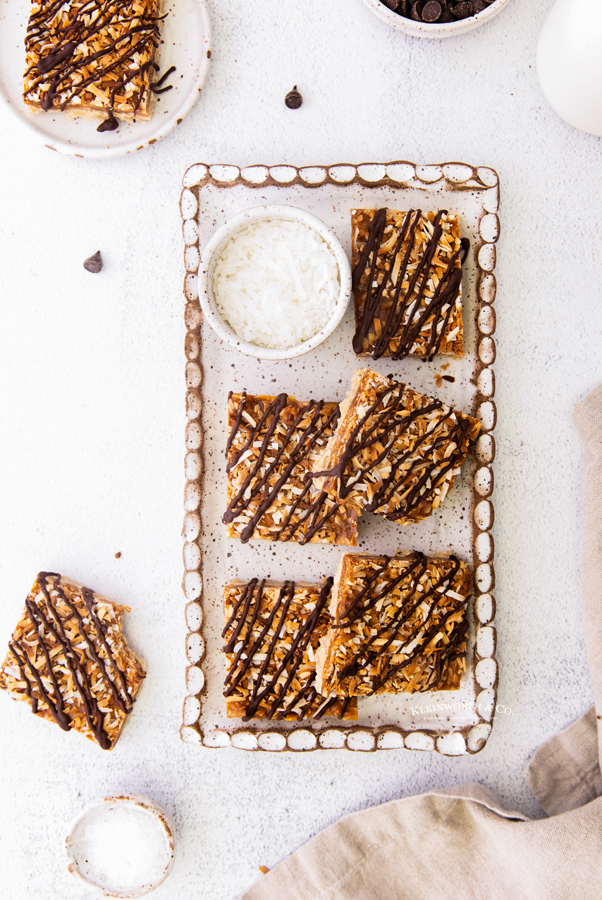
[224,392,358,545]
[316,553,471,697]
[314,368,480,523]
[352,208,465,360]
[223,578,357,721]
[0,572,145,749]
[23,0,163,122]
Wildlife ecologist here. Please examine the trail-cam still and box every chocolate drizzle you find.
[334,555,468,694]
[352,208,464,361]
[310,377,476,522]
[6,572,134,749]
[223,579,350,721]
[224,392,355,544]
[24,0,163,114]
[151,64,176,94]
[97,112,119,132]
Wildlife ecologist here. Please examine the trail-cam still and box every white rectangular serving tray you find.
[180,162,498,755]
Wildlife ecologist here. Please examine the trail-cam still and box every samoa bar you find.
[23,0,163,122]
[223,392,358,545]
[351,208,466,360]
[222,578,357,722]
[0,572,145,749]
[316,553,471,697]
[313,368,480,523]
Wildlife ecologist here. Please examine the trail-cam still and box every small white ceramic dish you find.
[199,205,352,361]
[65,795,175,898]
[360,0,513,38]
[0,0,211,158]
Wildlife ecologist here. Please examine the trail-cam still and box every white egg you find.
[537,0,602,137]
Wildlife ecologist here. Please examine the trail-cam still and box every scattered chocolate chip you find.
[422,0,441,21]
[115,551,122,559]
[83,251,103,273]
[285,85,303,109]
[451,1,472,17]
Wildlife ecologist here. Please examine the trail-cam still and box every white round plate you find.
[0,0,211,158]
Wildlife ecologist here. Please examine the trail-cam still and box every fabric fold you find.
[572,384,602,765]
[525,707,602,815]
[243,785,602,899]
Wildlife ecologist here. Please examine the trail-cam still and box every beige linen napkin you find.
[241,383,602,900]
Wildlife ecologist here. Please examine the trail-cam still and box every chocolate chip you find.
[83,251,103,273]
[285,86,302,110]
[451,1,472,17]
[422,0,441,21]
[410,1,424,20]
[381,0,400,7]
[471,0,487,11]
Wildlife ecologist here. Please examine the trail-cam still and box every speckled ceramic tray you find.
[0,0,211,158]
[179,162,499,754]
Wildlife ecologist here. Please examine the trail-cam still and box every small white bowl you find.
[361,0,514,39]
[198,204,352,360]
[65,795,175,898]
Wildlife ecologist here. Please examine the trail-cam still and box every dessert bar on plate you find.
[0,572,145,749]
[316,553,471,698]
[23,0,163,121]
[351,208,465,360]
[224,391,358,545]
[315,368,481,523]
[223,578,357,721]
[181,162,499,754]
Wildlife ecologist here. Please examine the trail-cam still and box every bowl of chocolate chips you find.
[362,0,513,38]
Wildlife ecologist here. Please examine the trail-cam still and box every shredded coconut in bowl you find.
[68,802,173,896]
[211,218,341,349]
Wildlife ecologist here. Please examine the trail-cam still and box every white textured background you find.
[0,1,600,898]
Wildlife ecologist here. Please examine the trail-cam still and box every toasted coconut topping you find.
[224,392,358,545]
[351,208,465,360]
[316,553,471,697]
[23,0,163,120]
[0,572,145,749]
[223,578,357,722]
[313,368,480,523]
